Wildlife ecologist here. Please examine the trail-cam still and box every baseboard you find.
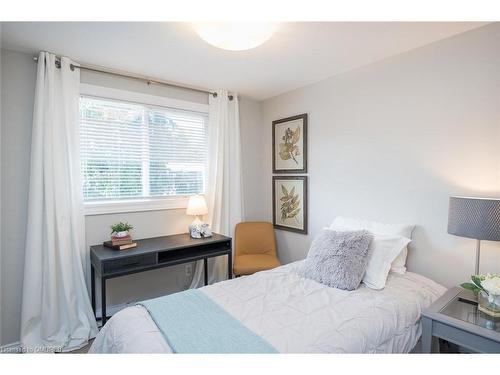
[0,341,22,353]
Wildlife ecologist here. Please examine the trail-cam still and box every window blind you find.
[80,96,208,202]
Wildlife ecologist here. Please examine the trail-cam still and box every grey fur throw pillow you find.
[297,229,373,290]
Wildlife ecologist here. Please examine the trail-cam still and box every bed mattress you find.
[90,261,446,353]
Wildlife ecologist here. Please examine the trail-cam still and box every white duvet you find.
[90,261,445,353]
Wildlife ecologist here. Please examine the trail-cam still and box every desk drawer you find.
[103,253,156,274]
[158,241,231,264]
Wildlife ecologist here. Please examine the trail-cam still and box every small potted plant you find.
[461,274,500,317]
[110,222,134,238]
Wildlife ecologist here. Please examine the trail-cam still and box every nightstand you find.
[421,287,500,353]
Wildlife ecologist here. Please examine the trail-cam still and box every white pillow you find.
[391,249,409,274]
[329,216,415,274]
[362,234,411,289]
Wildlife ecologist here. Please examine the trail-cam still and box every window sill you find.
[84,196,190,216]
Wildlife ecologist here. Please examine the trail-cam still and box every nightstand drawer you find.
[433,320,500,353]
[103,253,156,274]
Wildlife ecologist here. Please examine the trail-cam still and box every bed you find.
[90,260,445,353]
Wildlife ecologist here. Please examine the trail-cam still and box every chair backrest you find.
[234,222,277,257]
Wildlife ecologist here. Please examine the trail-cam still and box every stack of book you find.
[103,234,137,250]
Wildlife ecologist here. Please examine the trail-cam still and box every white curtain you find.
[190,90,243,287]
[20,52,98,352]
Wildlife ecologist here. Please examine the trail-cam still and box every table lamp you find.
[186,195,210,238]
[447,196,500,275]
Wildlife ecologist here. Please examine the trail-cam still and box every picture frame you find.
[272,113,308,174]
[272,176,308,234]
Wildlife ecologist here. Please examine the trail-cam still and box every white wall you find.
[0,49,36,346]
[239,97,266,220]
[0,49,263,345]
[261,23,500,288]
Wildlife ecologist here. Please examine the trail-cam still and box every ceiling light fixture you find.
[192,22,277,51]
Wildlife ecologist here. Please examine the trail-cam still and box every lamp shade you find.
[447,196,500,241]
[186,195,208,216]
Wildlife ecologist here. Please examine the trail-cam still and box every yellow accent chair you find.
[233,222,281,276]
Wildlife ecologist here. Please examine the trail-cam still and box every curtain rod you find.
[33,55,233,100]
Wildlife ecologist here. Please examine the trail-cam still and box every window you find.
[80,90,208,213]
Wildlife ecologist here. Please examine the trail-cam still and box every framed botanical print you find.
[272,114,307,173]
[272,176,308,234]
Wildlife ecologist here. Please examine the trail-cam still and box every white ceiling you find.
[1,22,488,100]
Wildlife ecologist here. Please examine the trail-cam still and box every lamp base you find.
[188,216,212,239]
[474,239,481,275]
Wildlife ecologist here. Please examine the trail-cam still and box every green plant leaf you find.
[471,275,486,291]
[461,283,480,292]
[110,221,134,234]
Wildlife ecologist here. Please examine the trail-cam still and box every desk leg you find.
[101,277,107,326]
[91,266,96,315]
[421,316,432,353]
[228,251,233,279]
[204,258,208,286]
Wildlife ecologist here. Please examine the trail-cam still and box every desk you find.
[90,233,232,326]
